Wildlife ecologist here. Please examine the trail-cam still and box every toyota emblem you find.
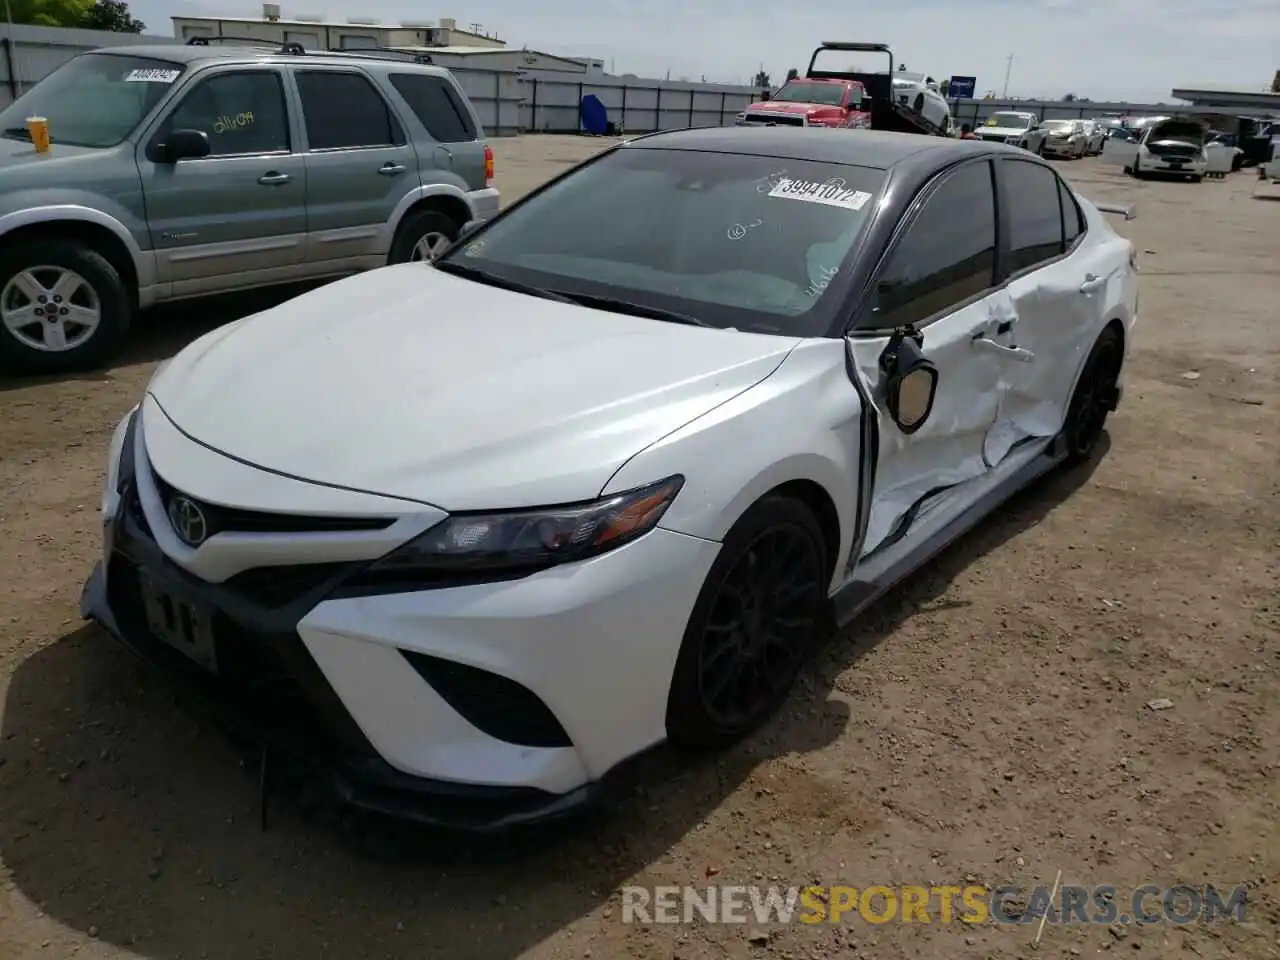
[167,496,209,547]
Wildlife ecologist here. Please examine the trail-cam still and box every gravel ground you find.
[0,138,1276,960]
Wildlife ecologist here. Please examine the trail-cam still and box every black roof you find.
[625,126,1021,171]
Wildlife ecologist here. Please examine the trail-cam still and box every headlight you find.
[361,475,684,582]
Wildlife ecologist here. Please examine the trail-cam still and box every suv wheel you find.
[390,209,462,265]
[0,239,130,375]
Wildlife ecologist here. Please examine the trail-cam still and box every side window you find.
[295,71,401,149]
[1003,159,1065,273]
[868,160,997,329]
[160,71,289,156]
[1060,179,1083,247]
[388,73,476,143]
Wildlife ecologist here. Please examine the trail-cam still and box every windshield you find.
[439,147,886,337]
[987,113,1031,129]
[770,82,851,106]
[0,53,184,148]
[1045,120,1074,132]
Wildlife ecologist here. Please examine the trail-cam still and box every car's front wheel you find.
[666,495,827,750]
[1064,326,1123,463]
[0,239,131,375]
[389,208,462,265]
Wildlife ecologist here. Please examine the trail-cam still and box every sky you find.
[131,0,1279,104]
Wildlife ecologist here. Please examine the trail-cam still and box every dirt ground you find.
[0,137,1277,960]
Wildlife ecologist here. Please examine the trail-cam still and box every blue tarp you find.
[580,94,609,134]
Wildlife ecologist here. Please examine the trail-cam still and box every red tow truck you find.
[735,76,871,129]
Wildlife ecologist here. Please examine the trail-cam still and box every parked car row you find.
[972,114,1106,157]
[0,40,500,375]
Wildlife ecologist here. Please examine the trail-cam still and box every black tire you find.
[388,208,462,265]
[1191,175,1203,183]
[665,496,828,750]
[0,239,130,375]
[1064,326,1123,464]
[912,94,925,114]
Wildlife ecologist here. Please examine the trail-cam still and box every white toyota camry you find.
[82,127,1138,831]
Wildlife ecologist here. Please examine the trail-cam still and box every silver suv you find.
[0,39,500,374]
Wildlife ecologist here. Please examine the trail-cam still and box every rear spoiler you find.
[1094,201,1137,220]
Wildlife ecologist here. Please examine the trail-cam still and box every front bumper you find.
[82,421,720,831]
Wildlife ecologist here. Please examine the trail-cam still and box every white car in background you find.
[1042,119,1089,158]
[1102,116,1209,182]
[1080,120,1106,156]
[975,111,1048,153]
[890,70,952,130]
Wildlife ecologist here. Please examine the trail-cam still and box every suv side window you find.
[159,70,290,156]
[1060,178,1084,247]
[295,70,402,149]
[388,73,476,143]
[1003,158,1064,273]
[867,160,997,329]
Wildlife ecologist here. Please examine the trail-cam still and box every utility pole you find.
[1002,53,1014,98]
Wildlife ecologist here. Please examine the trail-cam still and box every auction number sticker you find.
[126,69,181,83]
[767,178,871,211]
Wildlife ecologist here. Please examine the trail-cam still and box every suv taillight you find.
[484,144,494,184]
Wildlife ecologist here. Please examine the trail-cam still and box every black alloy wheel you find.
[1065,327,1123,462]
[666,497,826,749]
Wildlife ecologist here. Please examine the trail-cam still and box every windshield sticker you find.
[726,218,763,241]
[125,68,181,83]
[213,112,255,135]
[767,178,872,211]
[463,240,486,257]
[753,169,789,194]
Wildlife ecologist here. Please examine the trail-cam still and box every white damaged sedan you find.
[82,128,1138,831]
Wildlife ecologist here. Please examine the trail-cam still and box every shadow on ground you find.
[0,441,1106,960]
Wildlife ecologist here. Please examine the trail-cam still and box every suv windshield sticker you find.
[214,112,255,135]
[125,68,181,83]
[767,178,871,211]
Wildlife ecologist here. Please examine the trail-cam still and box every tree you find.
[785,67,799,81]
[80,0,146,31]
[1062,92,1077,102]
[7,0,93,27]
[752,70,771,88]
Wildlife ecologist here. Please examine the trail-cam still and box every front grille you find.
[106,554,377,759]
[222,563,355,609]
[1146,142,1198,158]
[150,472,394,538]
[741,113,805,126]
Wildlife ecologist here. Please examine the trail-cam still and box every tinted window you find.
[162,71,289,156]
[0,54,184,149]
[440,149,886,337]
[1060,179,1083,247]
[1004,159,1064,272]
[389,73,475,142]
[296,71,398,149]
[869,160,996,329]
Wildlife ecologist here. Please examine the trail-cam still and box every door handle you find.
[257,171,291,185]
[378,162,408,175]
[1079,272,1107,294]
[971,335,1036,363]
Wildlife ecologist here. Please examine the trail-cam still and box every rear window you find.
[442,147,887,337]
[388,73,476,143]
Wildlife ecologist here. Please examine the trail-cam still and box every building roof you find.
[1171,86,1280,110]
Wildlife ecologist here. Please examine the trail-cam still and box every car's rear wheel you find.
[389,208,462,265]
[666,496,827,750]
[0,239,130,375]
[1064,326,1123,463]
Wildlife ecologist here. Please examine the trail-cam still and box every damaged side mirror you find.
[879,327,938,434]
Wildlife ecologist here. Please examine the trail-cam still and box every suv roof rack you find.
[186,36,306,55]
[322,47,434,64]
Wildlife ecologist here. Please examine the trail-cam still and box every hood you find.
[745,101,833,116]
[1145,119,1206,146]
[978,124,1030,137]
[0,136,103,169]
[146,265,799,509]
